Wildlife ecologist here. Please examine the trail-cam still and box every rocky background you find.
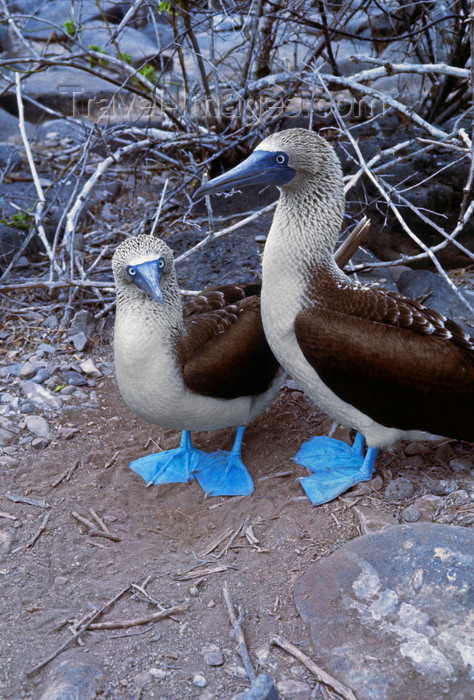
[1,1,474,699]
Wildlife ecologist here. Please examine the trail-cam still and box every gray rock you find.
[21,380,63,411]
[192,673,207,688]
[20,400,37,414]
[78,22,163,67]
[37,342,57,356]
[69,310,94,335]
[31,437,50,449]
[80,358,101,377]
[400,504,421,523]
[203,648,224,666]
[25,415,51,438]
[0,363,21,377]
[42,314,60,329]
[62,370,87,386]
[402,455,425,469]
[404,442,430,456]
[427,478,458,496]
[0,530,13,557]
[295,523,474,700]
[12,0,126,41]
[0,106,33,140]
[35,119,92,144]
[0,392,18,406]
[37,652,103,700]
[70,332,89,352]
[0,144,23,173]
[0,177,120,261]
[354,506,397,536]
[19,361,39,380]
[31,368,51,384]
[240,674,280,700]
[434,442,454,464]
[446,489,470,506]
[385,477,414,500]
[396,268,474,334]
[276,679,311,699]
[0,427,15,446]
[449,457,473,473]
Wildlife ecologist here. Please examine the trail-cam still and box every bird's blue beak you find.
[128,259,164,303]
[195,150,295,198]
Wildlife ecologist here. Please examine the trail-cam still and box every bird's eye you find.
[275,153,287,165]
[158,258,165,270]
[127,266,136,277]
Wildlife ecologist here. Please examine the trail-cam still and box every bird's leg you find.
[195,426,254,497]
[294,432,379,505]
[129,430,205,486]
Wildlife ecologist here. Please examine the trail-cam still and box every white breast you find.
[114,305,280,432]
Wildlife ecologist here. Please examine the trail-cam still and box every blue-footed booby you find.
[195,128,474,505]
[112,235,282,496]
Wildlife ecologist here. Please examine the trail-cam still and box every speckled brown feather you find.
[296,263,474,440]
[178,286,279,400]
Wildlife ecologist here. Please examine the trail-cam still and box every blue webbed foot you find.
[293,433,378,505]
[195,427,254,497]
[130,430,204,486]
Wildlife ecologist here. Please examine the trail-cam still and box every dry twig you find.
[271,634,357,700]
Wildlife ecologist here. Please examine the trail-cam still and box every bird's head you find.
[112,235,177,304]
[195,128,343,200]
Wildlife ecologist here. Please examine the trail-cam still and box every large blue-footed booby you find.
[195,128,474,505]
[112,235,282,496]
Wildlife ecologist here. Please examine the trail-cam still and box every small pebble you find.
[69,310,92,334]
[80,359,101,377]
[366,474,383,491]
[449,457,473,473]
[189,585,199,597]
[20,401,38,414]
[385,477,414,500]
[31,368,50,384]
[0,392,17,405]
[19,362,38,380]
[207,599,216,608]
[149,667,167,680]
[62,370,88,387]
[31,437,50,449]
[70,332,89,352]
[402,455,425,469]
[400,504,421,523]
[446,489,470,505]
[192,673,208,688]
[427,478,457,496]
[434,443,454,463]
[60,385,77,395]
[404,442,430,455]
[415,494,442,516]
[277,678,312,699]
[25,415,51,438]
[204,648,224,667]
[37,342,56,356]
[42,314,59,328]
[21,380,63,411]
[0,427,15,446]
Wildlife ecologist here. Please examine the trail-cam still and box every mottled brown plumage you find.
[178,285,279,400]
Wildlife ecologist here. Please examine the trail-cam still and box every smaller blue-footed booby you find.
[112,235,282,496]
[195,128,474,505]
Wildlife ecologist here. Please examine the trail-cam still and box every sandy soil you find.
[2,329,473,700]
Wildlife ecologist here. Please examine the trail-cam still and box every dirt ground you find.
[1,169,474,699]
[1,324,474,699]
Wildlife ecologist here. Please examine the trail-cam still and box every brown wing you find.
[295,281,474,441]
[178,287,279,400]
